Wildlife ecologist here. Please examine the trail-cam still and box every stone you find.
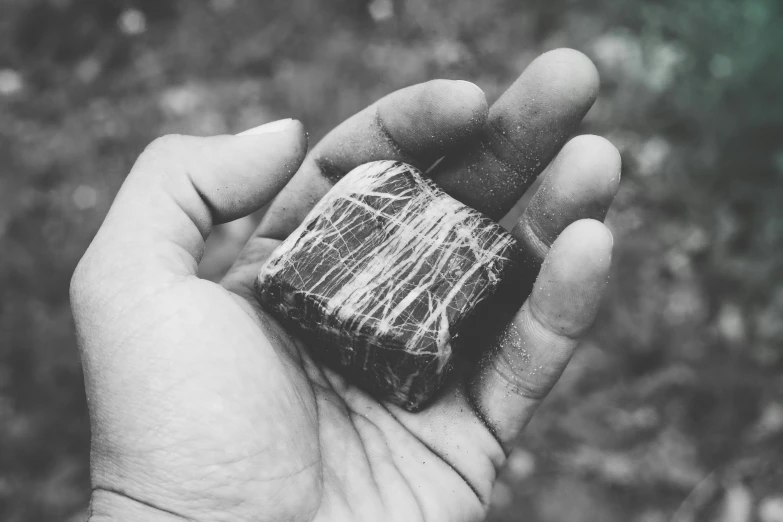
[256,160,524,411]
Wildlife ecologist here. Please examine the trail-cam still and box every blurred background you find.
[1,0,782,520]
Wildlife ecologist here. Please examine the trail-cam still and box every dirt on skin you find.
[0,1,780,521]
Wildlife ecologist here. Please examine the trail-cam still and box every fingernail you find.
[237,118,296,136]
[455,80,484,96]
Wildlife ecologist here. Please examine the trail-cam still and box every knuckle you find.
[142,134,185,158]
[133,134,192,183]
[69,251,94,308]
[69,246,123,324]
[135,134,190,174]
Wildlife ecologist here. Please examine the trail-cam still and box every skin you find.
[71,49,620,521]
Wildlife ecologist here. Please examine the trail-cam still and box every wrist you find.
[88,489,189,522]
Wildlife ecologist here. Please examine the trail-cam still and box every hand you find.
[71,49,619,522]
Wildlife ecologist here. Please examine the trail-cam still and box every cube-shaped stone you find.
[256,161,523,411]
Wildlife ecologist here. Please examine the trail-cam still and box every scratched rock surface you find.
[256,160,524,410]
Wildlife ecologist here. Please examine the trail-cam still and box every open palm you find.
[72,50,619,522]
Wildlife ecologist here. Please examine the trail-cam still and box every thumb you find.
[73,119,306,295]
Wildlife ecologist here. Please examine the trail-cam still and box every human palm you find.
[72,49,619,522]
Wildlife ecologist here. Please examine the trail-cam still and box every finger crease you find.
[91,487,191,521]
[485,119,546,178]
[181,170,216,239]
[474,136,540,204]
[373,107,422,165]
[312,155,346,184]
[488,355,549,401]
[464,386,508,456]
[517,218,550,260]
[528,298,584,342]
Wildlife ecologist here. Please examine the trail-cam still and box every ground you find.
[0,1,781,521]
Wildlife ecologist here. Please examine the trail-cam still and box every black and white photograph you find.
[1,1,781,520]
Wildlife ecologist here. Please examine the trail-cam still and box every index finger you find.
[221,80,488,296]
[258,79,489,239]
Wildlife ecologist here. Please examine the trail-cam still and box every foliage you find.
[0,1,781,521]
